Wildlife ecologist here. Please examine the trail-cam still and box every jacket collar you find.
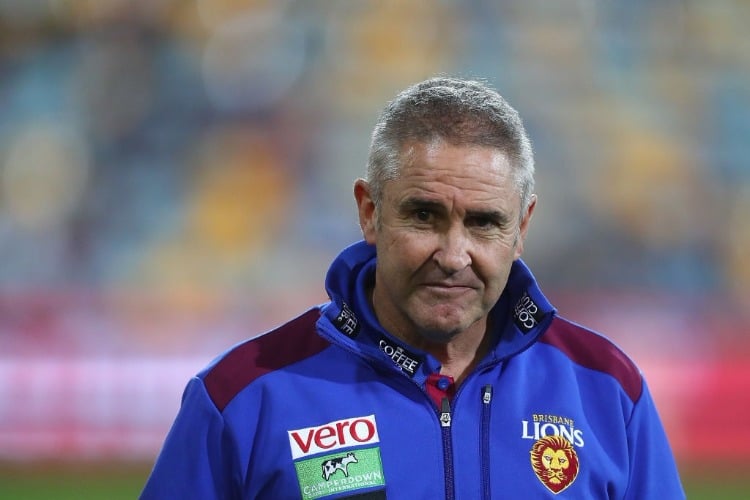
[318,240,556,377]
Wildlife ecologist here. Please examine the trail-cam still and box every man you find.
[141,77,685,499]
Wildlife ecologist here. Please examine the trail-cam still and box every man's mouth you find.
[422,283,474,296]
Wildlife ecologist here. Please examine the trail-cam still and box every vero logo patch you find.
[288,414,380,459]
[288,415,385,500]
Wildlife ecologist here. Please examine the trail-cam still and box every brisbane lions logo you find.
[530,435,579,493]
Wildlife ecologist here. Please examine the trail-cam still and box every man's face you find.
[355,140,535,345]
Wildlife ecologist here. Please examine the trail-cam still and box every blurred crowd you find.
[0,0,748,354]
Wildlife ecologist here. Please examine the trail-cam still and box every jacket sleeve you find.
[140,376,238,499]
[624,381,686,499]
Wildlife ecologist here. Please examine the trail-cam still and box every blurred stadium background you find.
[0,0,748,498]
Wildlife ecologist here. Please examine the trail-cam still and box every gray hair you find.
[366,76,535,215]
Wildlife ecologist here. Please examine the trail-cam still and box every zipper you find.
[481,385,493,500]
[439,397,455,500]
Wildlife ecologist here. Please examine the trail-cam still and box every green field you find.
[0,462,745,499]
[0,463,149,500]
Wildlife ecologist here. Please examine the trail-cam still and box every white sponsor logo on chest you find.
[288,415,380,459]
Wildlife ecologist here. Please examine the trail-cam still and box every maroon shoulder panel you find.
[203,308,329,412]
[538,317,643,403]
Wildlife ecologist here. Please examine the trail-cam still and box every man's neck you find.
[417,326,493,386]
[367,285,494,385]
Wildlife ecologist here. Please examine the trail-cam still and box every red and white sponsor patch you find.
[287,414,379,459]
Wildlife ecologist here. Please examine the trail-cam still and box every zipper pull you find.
[482,384,493,405]
[440,397,452,427]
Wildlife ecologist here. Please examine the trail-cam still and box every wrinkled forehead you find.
[389,140,522,209]
[399,139,520,188]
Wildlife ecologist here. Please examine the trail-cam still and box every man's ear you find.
[354,179,377,244]
[514,194,537,260]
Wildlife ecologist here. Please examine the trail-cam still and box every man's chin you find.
[413,316,474,344]
[404,301,484,343]
[416,327,462,345]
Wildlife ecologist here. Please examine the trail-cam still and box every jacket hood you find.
[318,240,556,378]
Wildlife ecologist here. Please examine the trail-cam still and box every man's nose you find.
[433,226,472,273]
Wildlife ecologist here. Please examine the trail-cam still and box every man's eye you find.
[415,210,432,222]
[470,217,497,229]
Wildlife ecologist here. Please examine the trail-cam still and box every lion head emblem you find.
[530,435,579,493]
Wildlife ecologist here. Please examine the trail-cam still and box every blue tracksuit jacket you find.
[141,241,685,499]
